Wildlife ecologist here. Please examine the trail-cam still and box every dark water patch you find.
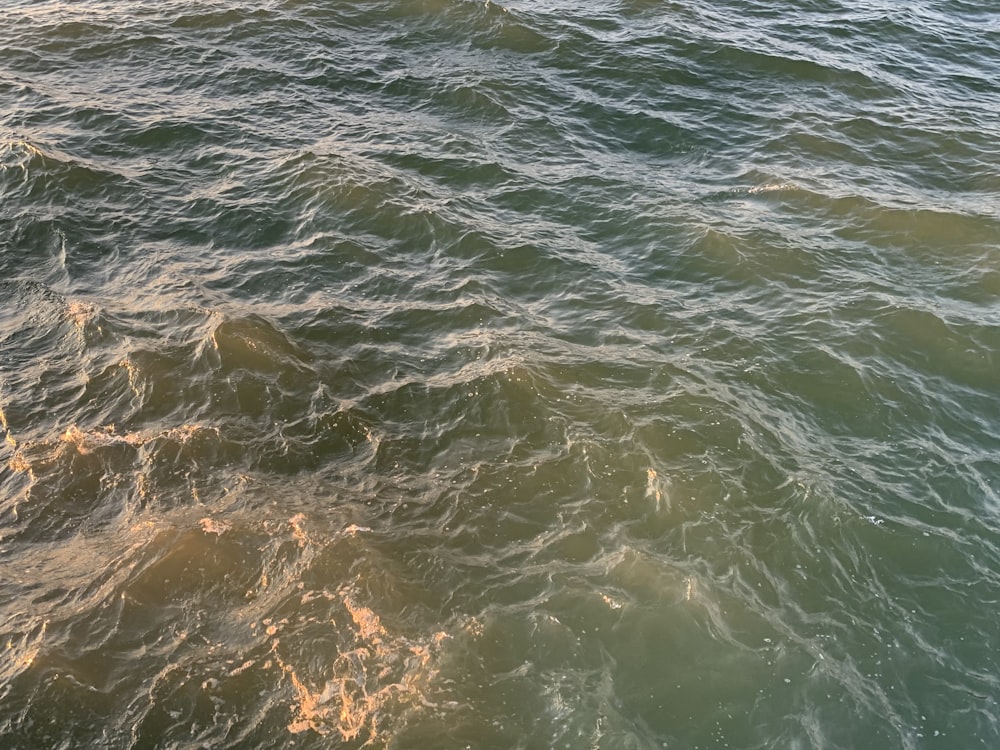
[0,139,141,210]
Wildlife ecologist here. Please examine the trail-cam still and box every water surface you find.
[2,1,1000,747]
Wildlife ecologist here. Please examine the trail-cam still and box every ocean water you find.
[1,0,999,747]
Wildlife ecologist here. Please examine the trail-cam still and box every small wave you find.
[0,138,44,172]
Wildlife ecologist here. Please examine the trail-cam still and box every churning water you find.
[2,1,999,747]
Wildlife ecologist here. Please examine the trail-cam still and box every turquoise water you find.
[2,1,999,747]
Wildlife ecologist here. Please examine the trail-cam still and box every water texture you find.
[2,0,999,747]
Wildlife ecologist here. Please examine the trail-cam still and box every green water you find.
[2,1,999,747]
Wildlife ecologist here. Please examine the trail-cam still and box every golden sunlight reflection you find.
[265,583,451,742]
[0,404,15,449]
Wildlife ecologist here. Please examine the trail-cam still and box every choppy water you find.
[2,0,999,747]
